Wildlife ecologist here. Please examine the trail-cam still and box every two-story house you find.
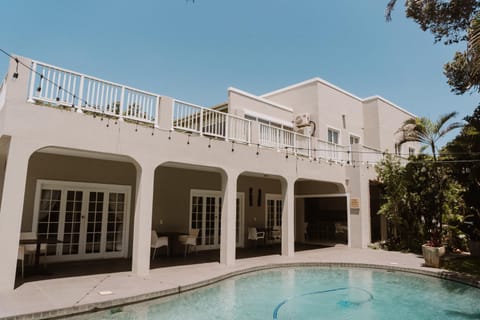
[0,56,417,292]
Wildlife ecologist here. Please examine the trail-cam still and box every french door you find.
[266,194,283,229]
[190,190,244,250]
[33,180,131,262]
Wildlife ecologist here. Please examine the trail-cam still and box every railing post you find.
[225,114,229,141]
[76,75,84,113]
[119,86,125,122]
[199,108,204,136]
[293,133,297,156]
[248,120,252,144]
[27,61,37,103]
[155,95,160,128]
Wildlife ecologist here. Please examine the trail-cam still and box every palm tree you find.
[397,112,463,248]
[397,112,464,161]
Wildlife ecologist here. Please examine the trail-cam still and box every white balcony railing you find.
[21,59,371,166]
[313,139,352,163]
[172,100,251,144]
[28,60,159,124]
[258,123,312,157]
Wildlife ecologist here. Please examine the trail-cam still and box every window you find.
[244,114,292,130]
[328,128,339,144]
[350,135,360,144]
[394,143,401,155]
[408,147,415,156]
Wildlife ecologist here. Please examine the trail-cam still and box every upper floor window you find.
[350,135,360,145]
[394,143,402,156]
[245,114,292,130]
[408,147,415,156]
[328,128,339,144]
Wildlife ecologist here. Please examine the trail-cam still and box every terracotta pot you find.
[468,240,480,257]
[422,244,445,268]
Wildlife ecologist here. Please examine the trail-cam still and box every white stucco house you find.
[0,56,417,292]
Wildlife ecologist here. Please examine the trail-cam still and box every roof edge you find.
[228,87,294,113]
[363,95,417,118]
[261,77,364,102]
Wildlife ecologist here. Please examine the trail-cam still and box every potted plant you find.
[421,225,446,268]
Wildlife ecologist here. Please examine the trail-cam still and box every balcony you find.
[8,58,381,165]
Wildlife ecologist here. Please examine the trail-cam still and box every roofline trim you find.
[363,95,417,118]
[228,87,294,113]
[261,77,364,102]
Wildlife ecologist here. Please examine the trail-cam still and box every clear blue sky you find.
[1,0,477,144]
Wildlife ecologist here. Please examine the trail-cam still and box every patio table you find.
[19,238,63,272]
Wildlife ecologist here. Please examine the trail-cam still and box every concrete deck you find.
[1,246,479,319]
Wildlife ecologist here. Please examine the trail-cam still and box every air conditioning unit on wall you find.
[294,113,311,128]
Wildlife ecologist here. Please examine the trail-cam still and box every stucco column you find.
[0,138,32,293]
[220,170,238,266]
[132,163,155,276]
[281,178,295,257]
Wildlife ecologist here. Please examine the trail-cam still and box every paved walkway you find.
[0,246,477,319]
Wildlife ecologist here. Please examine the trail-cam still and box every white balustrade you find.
[259,123,312,156]
[313,139,351,163]
[228,115,251,144]
[172,100,251,143]
[28,60,159,124]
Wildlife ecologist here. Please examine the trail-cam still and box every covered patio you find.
[15,243,328,288]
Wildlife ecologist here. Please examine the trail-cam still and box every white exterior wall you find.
[0,56,418,292]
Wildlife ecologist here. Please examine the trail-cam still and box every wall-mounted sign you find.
[350,198,360,209]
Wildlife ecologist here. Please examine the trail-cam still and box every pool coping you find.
[6,261,479,320]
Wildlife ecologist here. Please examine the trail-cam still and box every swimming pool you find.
[68,267,480,319]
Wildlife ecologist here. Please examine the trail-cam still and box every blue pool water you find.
[69,267,480,319]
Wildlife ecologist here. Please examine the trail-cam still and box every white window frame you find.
[265,193,283,229]
[395,143,402,155]
[189,189,245,249]
[32,179,131,261]
[349,133,360,145]
[327,127,341,145]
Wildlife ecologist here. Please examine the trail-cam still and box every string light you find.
[1,48,478,167]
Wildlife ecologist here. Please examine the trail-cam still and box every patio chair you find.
[151,230,169,259]
[271,226,281,242]
[178,229,199,257]
[20,232,47,264]
[247,227,265,247]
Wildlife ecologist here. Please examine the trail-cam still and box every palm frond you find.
[385,0,397,22]
[437,121,464,139]
[434,111,459,132]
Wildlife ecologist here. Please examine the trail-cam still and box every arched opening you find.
[295,179,348,250]
[150,162,225,268]
[16,147,138,286]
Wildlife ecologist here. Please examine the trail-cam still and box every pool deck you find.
[1,246,479,319]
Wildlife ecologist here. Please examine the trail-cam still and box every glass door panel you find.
[204,196,216,246]
[85,192,104,254]
[62,190,83,255]
[106,192,125,252]
[37,188,62,256]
